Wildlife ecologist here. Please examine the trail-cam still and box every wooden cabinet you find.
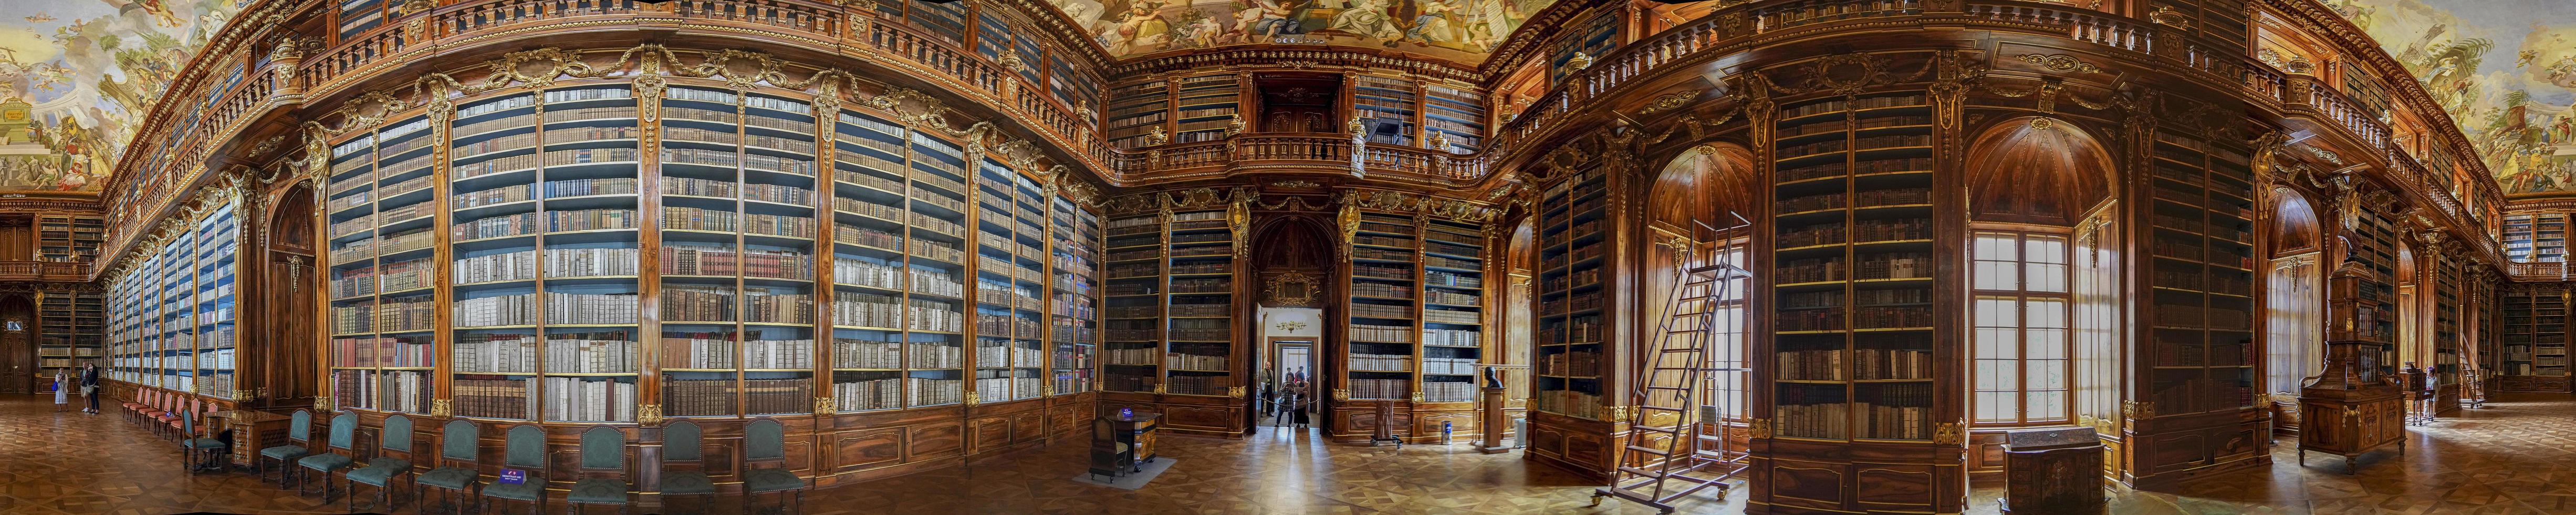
[2298,341,2405,472]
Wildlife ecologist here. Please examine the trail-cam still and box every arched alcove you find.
[1958,117,2121,481]
[1640,142,1758,461]
[264,182,320,406]
[2266,190,2325,399]
[1964,118,2116,226]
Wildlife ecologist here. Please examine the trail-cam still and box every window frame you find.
[1970,229,2076,426]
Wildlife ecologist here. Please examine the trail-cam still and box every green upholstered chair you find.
[345,415,416,511]
[416,419,482,515]
[567,426,631,514]
[178,409,228,475]
[297,411,359,502]
[741,418,807,513]
[256,410,312,487]
[656,420,717,513]
[479,425,549,515]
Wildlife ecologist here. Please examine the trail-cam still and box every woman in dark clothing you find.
[79,364,100,414]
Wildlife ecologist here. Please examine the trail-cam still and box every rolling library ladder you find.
[1594,220,1750,513]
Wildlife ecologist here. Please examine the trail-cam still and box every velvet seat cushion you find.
[258,445,309,460]
[417,467,478,490]
[184,437,226,450]
[482,481,543,501]
[297,453,353,472]
[566,478,628,504]
[345,458,413,487]
[660,471,715,496]
[743,468,803,493]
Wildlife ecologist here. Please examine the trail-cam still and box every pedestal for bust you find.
[1479,386,1511,454]
[2298,341,2403,473]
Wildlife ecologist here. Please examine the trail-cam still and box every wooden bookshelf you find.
[2434,253,2463,414]
[36,215,105,263]
[2503,213,2567,263]
[2141,130,2259,416]
[1173,75,1241,144]
[1534,170,1608,421]
[1163,207,1234,399]
[37,291,105,377]
[107,197,244,400]
[295,78,1108,426]
[1351,76,1419,147]
[1101,212,1164,395]
[1105,81,1170,149]
[1328,204,1491,441]
[2497,284,2572,392]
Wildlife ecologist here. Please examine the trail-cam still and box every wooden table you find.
[203,410,291,470]
[1090,413,1161,480]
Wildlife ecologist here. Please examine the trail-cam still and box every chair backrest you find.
[663,420,702,463]
[441,420,479,462]
[503,425,547,469]
[180,409,195,437]
[327,411,358,451]
[579,426,624,471]
[380,415,413,454]
[746,418,784,461]
[286,410,312,442]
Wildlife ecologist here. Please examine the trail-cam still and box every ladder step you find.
[1643,385,1691,390]
[1632,425,1679,434]
[1625,445,1672,457]
[1638,405,1686,411]
[1617,466,1670,478]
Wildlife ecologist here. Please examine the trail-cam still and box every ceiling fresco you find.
[2325,0,2576,195]
[1045,0,1556,64]
[0,0,251,193]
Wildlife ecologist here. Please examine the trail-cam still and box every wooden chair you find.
[740,418,807,513]
[163,397,197,439]
[415,419,482,515]
[478,425,549,515]
[121,389,150,424]
[345,414,417,511]
[178,409,227,475]
[566,426,631,514]
[256,410,314,487]
[656,420,717,514]
[296,411,359,502]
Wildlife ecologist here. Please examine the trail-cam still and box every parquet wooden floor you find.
[4,393,2572,514]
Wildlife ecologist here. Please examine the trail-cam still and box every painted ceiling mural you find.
[1045,0,1557,64]
[2325,0,2576,195]
[0,0,251,193]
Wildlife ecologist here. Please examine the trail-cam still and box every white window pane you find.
[1975,261,2018,290]
[2025,298,2068,328]
[1978,328,2015,357]
[2028,263,2069,292]
[2029,390,2066,419]
[2026,328,2067,359]
[1978,392,2014,422]
[1987,361,2019,390]
[2027,237,2068,264]
[1975,360,2004,390]
[2032,359,2068,389]
[1977,235,2018,259]
[1978,297,2019,326]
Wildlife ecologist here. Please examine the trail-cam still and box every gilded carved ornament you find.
[2015,54,2102,74]
[1635,90,1704,116]
[1266,272,1320,307]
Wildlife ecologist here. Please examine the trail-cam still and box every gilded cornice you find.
[1109,49,1479,85]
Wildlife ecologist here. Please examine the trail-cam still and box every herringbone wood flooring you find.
[4,394,2573,514]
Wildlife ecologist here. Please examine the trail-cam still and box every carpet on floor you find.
[1070,458,1177,490]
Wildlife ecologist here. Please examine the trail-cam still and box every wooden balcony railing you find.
[0,261,94,282]
[1104,133,1487,183]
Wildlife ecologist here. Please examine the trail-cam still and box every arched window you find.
[2265,191,2324,395]
[1644,143,1757,441]
[1962,118,2114,428]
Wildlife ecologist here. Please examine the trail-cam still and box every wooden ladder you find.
[1592,220,1748,513]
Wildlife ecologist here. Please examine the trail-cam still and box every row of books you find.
[541,377,638,422]
[1351,353,1413,372]
[1347,378,1411,400]
[331,336,435,367]
[833,337,904,368]
[833,377,903,411]
[975,376,1041,403]
[663,337,816,369]
[661,246,812,279]
[1423,357,1476,375]
[1540,349,1602,377]
[910,377,964,405]
[663,378,814,417]
[1423,380,1478,403]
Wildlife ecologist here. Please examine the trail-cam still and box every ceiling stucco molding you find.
[2261,0,2505,203]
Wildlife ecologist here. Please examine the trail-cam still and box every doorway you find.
[1265,337,1316,428]
[0,295,35,394]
